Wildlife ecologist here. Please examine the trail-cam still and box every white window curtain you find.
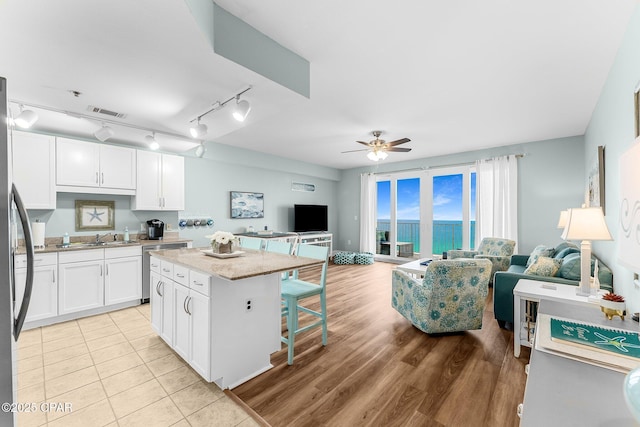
[475,155,518,249]
[360,173,377,253]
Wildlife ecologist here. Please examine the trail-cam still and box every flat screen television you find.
[294,204,328,232]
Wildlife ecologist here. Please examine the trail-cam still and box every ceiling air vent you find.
[87,105,127,119]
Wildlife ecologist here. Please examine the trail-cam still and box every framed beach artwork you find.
[587,146,605,214]
[230,191,264,219]
[75,200,115,231]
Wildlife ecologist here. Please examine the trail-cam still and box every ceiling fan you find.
[342,130,411,161]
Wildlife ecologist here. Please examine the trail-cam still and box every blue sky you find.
[377,174,476,221]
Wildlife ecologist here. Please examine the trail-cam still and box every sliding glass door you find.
[374,166,475,261]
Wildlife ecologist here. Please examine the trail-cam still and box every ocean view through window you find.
[376,169,476,258]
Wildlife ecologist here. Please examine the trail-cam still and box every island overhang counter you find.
[148,247,324,389]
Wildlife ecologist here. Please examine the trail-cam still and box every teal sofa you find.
[493,242,613,328]
[392,258,492,333]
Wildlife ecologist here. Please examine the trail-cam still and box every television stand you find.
[296,232,332,254]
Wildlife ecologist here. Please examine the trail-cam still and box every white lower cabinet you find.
[58,251,104,315]
[150,270,174,345]
[104,247,142,305]
[151,257,212,380]
[173,282,210,379]
[14,253,58,322]
[58,247,142,316]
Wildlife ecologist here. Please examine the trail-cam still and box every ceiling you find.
[0,0,637,169]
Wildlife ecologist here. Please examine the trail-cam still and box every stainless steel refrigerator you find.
[1,76,35,426]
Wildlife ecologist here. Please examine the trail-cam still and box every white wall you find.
[585,6,640,312]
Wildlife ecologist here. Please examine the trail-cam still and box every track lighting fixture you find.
[232,97,251,122]
[189,119,208,138]
[14,105,38,129]
[189,86,252,134]
[145,132,159,150]
[195,141,206,158]
[94,124,114,142]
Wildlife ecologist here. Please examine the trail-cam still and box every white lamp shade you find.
[377,151,388,160]
[94,125,114,142]
[561,207,612,241]
[190,123,207,138]
[557,210,569,229]
[367,151,379,161]
[14,109,38,128]
[232,99,251,122]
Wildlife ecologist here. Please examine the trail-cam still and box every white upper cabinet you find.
[11,131,56,209]
[133,150,184,211]
[56,137,136,194]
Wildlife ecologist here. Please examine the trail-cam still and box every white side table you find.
[396,258,432,278]
[513,279,604,357]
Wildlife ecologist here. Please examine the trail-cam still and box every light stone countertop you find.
[149,247,324,281]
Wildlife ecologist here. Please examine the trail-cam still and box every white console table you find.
[519,300,637,426]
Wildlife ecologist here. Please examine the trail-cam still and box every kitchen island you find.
[148,247,324,389]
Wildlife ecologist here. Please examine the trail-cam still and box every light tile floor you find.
[16,304,262,427]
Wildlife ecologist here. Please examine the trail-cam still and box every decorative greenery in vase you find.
[206,231,237,254]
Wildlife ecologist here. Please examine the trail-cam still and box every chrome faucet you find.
[95,232,113,244]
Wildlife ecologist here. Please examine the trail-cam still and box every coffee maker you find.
[146,219,164,240]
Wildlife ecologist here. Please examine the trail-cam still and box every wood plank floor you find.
[232,261,531,427]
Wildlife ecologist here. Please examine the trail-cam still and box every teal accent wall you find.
[336,136,585,255]
[178,141,338,248]
[585,6,640,310]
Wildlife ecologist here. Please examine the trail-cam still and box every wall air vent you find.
[87,105,127,119]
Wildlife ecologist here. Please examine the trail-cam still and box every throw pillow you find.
[527,245,555,267]
[557,252,595,281]
[554,246,580,260]
[553,241,579,254]
[524,256,561,277]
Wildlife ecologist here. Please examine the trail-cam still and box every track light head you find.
[232,98,251,122]
[94,125,114,142]
[14,107,38,129]
[145,132,159,150]
[190,120,208,138]
[195,141,206,158]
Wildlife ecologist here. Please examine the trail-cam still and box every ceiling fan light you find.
[367,151,379,161]
[232,99,251,122]
[14,109,38,128]
[377,151,388,160]
[94,125,114,142]
[190,122,207,138]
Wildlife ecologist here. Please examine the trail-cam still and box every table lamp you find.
[560,207,612,296]
[557,210,569,229]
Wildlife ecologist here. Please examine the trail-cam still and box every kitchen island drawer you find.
[189,270,211,296]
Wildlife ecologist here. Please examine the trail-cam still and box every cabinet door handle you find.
[52,271,55,283]
[96,172,99,184]
[187,297,192,315]
[192,281,203,287]
[151,263,158,268]
[176,273,185,278]
[100,265,103,276]
[106,264,109,276]
[162,268,170,272]
[156,281,163,297]
[183,295,189,314]
[101,172,104,184]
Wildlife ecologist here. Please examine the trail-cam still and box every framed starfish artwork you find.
[75,200,115,231]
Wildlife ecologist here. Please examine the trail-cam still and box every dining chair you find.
[239,236,263,250]
[265,239,293,254]
[281,243,329,365]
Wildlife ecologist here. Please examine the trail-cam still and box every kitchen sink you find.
[56,241,137,249]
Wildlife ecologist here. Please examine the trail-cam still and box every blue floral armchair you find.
[447,237,516,283]
[391,259,492,333]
